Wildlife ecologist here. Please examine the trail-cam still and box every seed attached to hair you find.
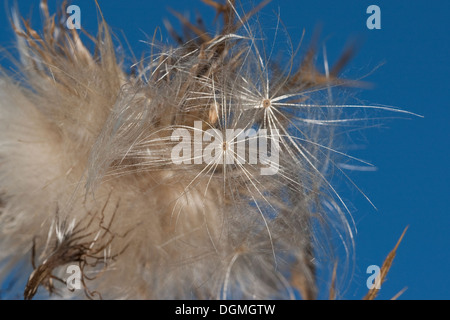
[262,99,271,109]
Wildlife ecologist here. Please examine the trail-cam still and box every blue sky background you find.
[0,0,448,300]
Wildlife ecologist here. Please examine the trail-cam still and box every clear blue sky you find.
[0,0,448,300]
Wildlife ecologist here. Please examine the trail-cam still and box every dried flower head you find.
[0,0,418,299]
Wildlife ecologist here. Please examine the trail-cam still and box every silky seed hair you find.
[0,0,418,299]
